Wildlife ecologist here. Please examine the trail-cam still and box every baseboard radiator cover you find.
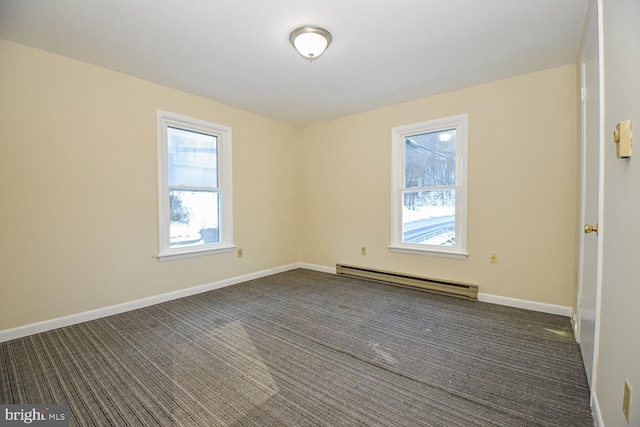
[336,264,478,300]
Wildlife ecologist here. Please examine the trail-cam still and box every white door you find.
[577,3,601,389]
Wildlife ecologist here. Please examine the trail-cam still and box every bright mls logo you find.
[1,405,69,426]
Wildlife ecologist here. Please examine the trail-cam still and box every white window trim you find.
[157,110,234,261]
[389,114,468,259]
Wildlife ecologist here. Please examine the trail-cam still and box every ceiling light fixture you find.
[289,26,332,62]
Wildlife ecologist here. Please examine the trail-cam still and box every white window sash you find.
[390,114,468,259]
[157,110,234,261]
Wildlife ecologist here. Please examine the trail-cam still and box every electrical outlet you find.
[361,246,367,255]
[237,248,243,258]
[489,252,497,264]
[623,379,632,423]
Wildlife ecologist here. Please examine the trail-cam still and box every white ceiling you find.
[0,0,588,126]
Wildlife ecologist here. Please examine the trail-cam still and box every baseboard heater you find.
[336,264,478,300]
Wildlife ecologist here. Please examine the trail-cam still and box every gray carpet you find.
[1,269,594,426]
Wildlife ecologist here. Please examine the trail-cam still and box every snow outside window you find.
[157,111,233,261]
[390,114,468,259]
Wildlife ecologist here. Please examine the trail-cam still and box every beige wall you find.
[0,39,580,332]
[300,65,578,306]
[0,40,300,330]
[595,0,640,425]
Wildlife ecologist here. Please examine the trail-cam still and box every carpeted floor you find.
[1,269,594,426]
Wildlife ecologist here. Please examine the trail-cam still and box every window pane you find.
[168,127,218,188]
[405,129,456,187]
[403,190,456,246]
[169,190,219,248]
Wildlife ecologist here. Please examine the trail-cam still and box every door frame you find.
[576,0,605,396]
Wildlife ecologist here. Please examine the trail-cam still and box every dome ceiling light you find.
[289,26,332,62]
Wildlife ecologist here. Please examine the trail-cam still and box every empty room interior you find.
[0,1,638,426]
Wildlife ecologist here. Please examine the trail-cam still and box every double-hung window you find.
[390,114,468,258]
[157,110,233,261]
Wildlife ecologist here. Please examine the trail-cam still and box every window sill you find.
[388,245,468,260]
[157,245,235,262]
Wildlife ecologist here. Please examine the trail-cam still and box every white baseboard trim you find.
[298,262,573,318]
[0,263,300,343]
[0,262,574,342]
[297,264,574,318]
[297,262,336,274]
[478,293,573,317]
[591,392,603,427]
